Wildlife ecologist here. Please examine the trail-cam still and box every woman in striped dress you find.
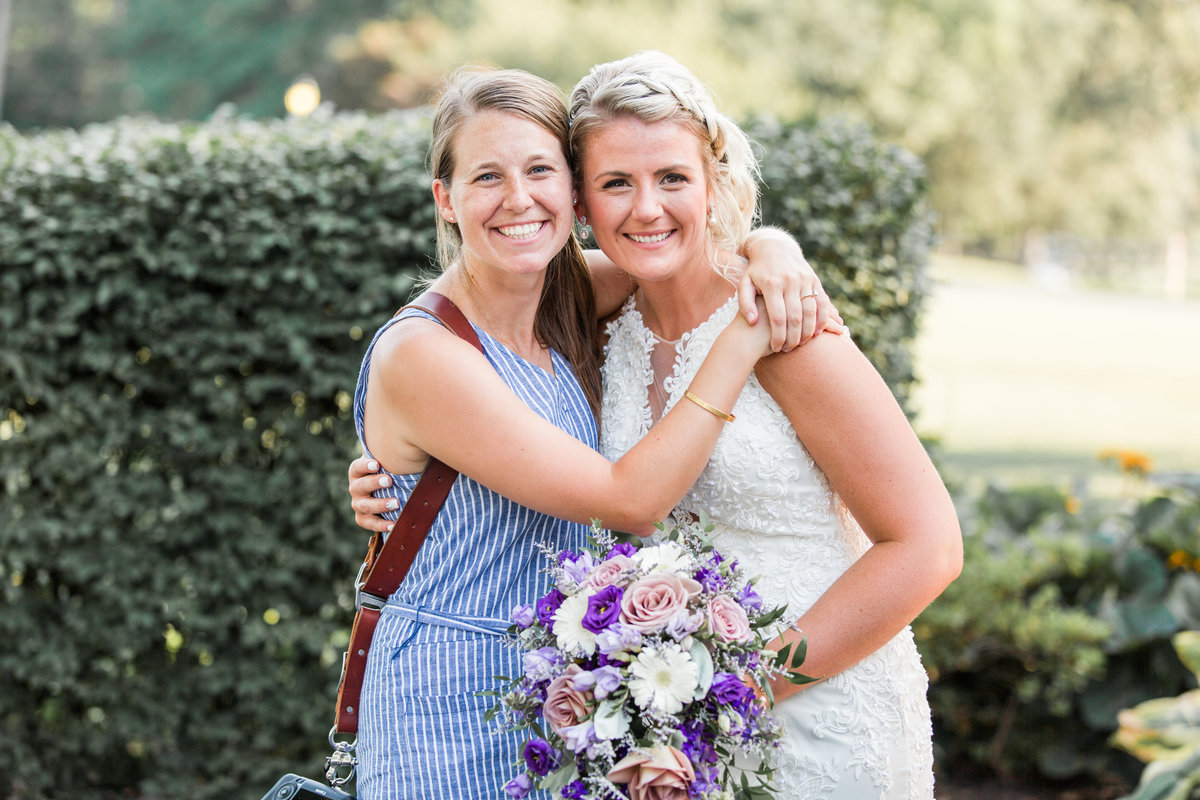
[350,67,830,799]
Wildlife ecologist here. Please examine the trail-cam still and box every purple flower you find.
[736,582,763,611]
[679,719,717,765]
[562,551,596,585]
[536,588,566,627]
[595,621,642,655]
[522,647,563,683]
[560,720,597,753]
[561,779,587,800]
[523,738,560,777]
[709,672,754,710]
[689,764,721,796]
[571,664,623,700]
[519,676,549,705]
[581,585,623,634]
[665,611,703,640]
[694,566,726,592]
[503,773,533,799]
[606,541,637,559]
[512,603,536,629]
[558,549,582,565]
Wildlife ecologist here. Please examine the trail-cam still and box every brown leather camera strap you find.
[334,291,483,735]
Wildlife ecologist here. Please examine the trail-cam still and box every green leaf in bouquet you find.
[754,605,787,629]
[789,636,808,669]
[539,760,578,793]
[785,671,819,686]
[780,634,817,685]
[761,675,776,708]
[593,697,630,740]
[690,638,715,698]
[774,641,794,669]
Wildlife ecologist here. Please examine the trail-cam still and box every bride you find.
[566,52,962,798]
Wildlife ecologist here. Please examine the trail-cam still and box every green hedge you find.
[0,110,934,799]
[916,475,1200,785]
[750,116,935,410]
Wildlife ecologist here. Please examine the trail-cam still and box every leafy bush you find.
[919,472,1200,785]
[0,110,433,799]
[749,116,936,410]
[1114,630,1200,800]
[0,112,934,798]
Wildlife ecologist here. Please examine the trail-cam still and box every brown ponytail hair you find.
[429,67,601,419]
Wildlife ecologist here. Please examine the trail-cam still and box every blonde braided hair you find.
[568,51,760,274]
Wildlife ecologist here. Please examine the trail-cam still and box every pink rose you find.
[585,555,634,590]
[607,744,695,800]
[707,594,751,642]
[542,664,593,734]
[620,573,702,632]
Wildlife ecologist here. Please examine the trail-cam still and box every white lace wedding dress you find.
[600,296,935,800]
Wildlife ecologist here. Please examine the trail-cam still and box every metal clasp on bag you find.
[326,725,357,788]
[353,559,387,612]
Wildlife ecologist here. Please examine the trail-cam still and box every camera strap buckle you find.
[325,726,357,788]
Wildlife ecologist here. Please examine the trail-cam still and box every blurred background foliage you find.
[4,0,1199,253]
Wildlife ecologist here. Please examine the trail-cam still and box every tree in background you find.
[0,0,456,126]
[322,0,1200,251]
[2,0,1197,257]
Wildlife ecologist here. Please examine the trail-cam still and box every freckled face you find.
[577,116,712,284]
[433,110,574,279]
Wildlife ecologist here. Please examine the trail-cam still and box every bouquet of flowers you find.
[488,518,811,800]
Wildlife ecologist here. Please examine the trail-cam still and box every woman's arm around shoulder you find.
[363,310,770,535]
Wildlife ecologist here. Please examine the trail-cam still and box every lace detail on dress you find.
[600,295,934,800]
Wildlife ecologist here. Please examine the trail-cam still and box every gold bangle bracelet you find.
[684,390,735,422]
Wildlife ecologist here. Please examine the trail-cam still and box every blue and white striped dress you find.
[352,307,596,799]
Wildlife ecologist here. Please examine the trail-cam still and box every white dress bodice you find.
[600,295,935,800]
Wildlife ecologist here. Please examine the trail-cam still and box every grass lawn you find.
[910,253,1200,486]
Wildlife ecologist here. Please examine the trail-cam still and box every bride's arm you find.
[753,336,962,698]
[583,248,636,318]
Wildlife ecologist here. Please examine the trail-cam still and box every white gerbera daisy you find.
[552,591,597,657]
[628,643,699,715]
[632,541,691,574]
